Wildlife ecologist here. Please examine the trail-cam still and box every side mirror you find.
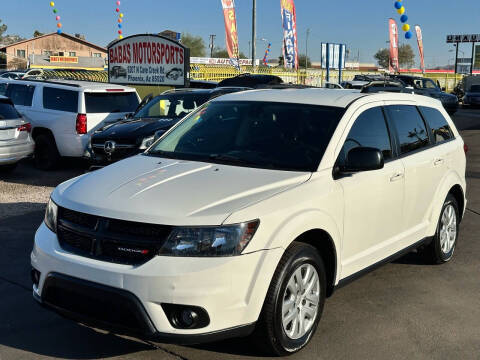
[344,147,384,172]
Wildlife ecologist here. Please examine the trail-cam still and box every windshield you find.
[147,101,344,172]
[85,92,139,113]
[469,85,480,92]
[135,93,210,119]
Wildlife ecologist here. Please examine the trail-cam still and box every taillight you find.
[18,123,32,132]
[464,143,469,154]
[76,114,87,134]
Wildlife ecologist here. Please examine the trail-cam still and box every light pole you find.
[305,28,310,70]
[251,0,256,68]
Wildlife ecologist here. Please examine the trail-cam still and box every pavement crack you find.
[0,275,31,292]
[467,207,480,216]
[141,339,189,360]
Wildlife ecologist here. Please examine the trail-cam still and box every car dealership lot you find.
[0,109,479,360]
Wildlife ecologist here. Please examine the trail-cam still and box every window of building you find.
[93,53,102,58]
[43,50,53,56]
[58,52,65,56]
[16,50,26,59]
[386,105,430,155]
[69,52,76,57]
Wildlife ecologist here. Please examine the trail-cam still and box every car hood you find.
[53,155,311,226]
[93,117,179,141]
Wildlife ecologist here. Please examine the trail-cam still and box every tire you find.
[253,242,326,356]
[0,163,18,173]
[420,194,459,264]
[34,134,60,170]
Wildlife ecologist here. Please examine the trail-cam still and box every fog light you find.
[161,303,210,329]
[180,309,198,328]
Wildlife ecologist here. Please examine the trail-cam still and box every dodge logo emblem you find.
[104,140,116,154]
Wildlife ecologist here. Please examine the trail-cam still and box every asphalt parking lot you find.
[1,109,479,360]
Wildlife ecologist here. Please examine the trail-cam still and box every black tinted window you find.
[338,107,392,166]
[0,83,7,96]
[0,100,20,119]
[6,84,35,106]
[43,87,79,112]
[85,92,139,113]
[420,106,454,144]
[149,101,344,172]
[387,105,429,154]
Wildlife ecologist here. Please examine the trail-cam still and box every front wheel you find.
[420,194,459,264]
[253,242,326,356]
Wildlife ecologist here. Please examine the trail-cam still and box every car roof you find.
[212,88,442,108]
[13,79,136,92]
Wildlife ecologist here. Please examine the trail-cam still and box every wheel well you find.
[449,185,465,221]
[32,127,55,141]
[295,229,337,297]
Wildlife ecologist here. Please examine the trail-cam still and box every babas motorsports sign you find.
[108,34,190,86]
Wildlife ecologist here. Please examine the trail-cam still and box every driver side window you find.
[337,107,393,168]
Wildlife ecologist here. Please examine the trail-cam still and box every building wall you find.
[3,34,107,69]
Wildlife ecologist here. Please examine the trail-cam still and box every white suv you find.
[31,89,466,355]
[5,79,140,169]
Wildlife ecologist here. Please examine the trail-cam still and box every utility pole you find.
[305,28,310,70]
[209,34,216,58]
[251,0,256,68]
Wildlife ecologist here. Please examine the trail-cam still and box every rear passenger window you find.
[6,84,35,106]
[338,107,393,167]
[419,106,454,144]
[43,87,79,113]
[387,105,429,155]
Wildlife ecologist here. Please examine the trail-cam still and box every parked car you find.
[87,87,250,166]
[0,96,34,172]
[32,89,466,355]
[218,73,284,88]
[463,84,480,107]
[340,80,369,89]
[452,75,480,103]
[391,75,459,114]
[323,82,344,89]
[5,79,140,169]
[0,71,26,80]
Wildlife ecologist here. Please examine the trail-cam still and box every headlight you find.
[159,220,259,257]
[139,135,155,150]
[44,198,58,233]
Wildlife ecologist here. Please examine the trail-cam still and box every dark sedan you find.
[463,85,480,107]
[87,87,250,167]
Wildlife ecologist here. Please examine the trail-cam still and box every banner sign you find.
[50,56,78,63]
[389,18,400,72]
[320,43,346,69]
[280,0,298,70]
[415,25,425,73]
[220,0,240,70]
[475,45,480,70]
[447,34,480,43]
[191,57,259,66]
[107,34,189,86]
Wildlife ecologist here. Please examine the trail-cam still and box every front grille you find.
[91,145,139,162]
[57,207,172,265]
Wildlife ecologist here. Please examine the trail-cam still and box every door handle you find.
[390,172,404,182]
[434,158,444,166]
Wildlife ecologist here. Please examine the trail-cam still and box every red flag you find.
[415,25,425,73]
[389,18,399,73]
[220,0,240,69]
[280,0,299,70]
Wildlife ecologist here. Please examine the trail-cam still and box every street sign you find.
[447,34,480,43]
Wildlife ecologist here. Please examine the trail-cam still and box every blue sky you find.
[1,0,479,67]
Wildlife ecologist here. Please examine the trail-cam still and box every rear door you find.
[385,104,442,241]
[82,91,140,131]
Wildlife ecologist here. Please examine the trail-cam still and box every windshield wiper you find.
[208,154,257,166]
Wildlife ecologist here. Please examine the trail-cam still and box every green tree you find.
[33,30,44,37]
[398,44,415,68]
[298,54,311,68]
[181,33,206,57]
[374,48,390,69]
[211,47,246,59]
[0,19,7,40]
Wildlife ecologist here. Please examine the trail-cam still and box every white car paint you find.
[32,89,466,339]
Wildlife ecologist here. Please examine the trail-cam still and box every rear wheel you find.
[420,194,459,264]
[34,134,60,170]
[253,242,326,356]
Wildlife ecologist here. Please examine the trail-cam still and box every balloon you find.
[119,13,124,18]
[118,30,122,34]
[119,35,123,39]
[57,23,62,28]
[402,24,410,31]
[116,8,120,12]
[118,18,123,23]
[397,6,405,14]
[405,31,412,39]
[118,24,122,28]
[116,0,121,4]
[53,9,58,13]
[394,1,402,9]
[50,1,55,6]
[56,16,60,21]
[400,14,408,23]
[57,29,62,34]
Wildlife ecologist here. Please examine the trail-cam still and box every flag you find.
[415,25,425,73]
[220,0,240,70]
[389,18,399,73]
[280,0,298,70]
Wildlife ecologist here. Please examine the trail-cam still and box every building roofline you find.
[0,32,107,52]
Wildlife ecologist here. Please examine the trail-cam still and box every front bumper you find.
[0,141,34,165]
[31,223,283,341]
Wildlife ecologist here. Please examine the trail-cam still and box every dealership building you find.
[0,32,107,70]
